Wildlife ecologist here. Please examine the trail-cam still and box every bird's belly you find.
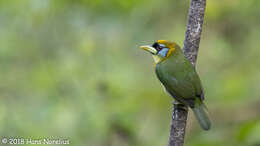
[156,63,196,99]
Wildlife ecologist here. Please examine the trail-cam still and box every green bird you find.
[140,40,211,130]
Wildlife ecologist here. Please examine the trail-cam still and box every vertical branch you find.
[168,103,188,146]
[183,0,206,65]
[168,0,206,146]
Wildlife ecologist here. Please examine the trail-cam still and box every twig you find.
[168,0,206,146]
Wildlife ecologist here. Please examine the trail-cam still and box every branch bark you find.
[168,0,206,146]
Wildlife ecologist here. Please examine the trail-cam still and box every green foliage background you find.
[0,0,260,146]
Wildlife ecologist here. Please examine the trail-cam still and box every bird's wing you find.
[155,64,196,107]
[187,68,204,101]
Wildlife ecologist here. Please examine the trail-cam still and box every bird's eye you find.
[157,47,162,51]
[152,42,165,51]
[157,44,166,51]
[159,44,166,48]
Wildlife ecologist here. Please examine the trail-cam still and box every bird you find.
[140,40,211,130]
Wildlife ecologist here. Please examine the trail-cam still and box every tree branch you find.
[168,0,206,146]
[183,0,206,66]
[168,103,188,146]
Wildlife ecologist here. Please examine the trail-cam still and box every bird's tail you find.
[191,100,211,130]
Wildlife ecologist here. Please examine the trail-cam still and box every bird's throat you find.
[152,55,163,64]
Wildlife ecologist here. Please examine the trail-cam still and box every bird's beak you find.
[140,45,157,55]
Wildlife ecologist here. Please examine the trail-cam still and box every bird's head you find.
[140,40,177,64]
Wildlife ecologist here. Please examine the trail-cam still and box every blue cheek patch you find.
[158,48,169,57]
